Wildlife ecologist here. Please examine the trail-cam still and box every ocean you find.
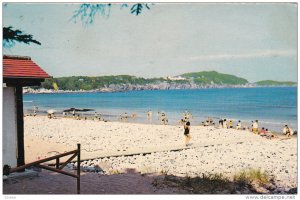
[23,87,297,132]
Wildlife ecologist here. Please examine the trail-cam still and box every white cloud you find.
[186,50,296,61]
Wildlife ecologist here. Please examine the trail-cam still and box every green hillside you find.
[37,71,296,91]
[40,75,166,90]
[180,71,248,85]
[39,71,250,90]
[255,80,297,86]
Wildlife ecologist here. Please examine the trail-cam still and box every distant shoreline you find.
[23,85,297,94]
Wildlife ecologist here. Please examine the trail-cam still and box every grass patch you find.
[161,173,234,194]
[234,168,270,186]
[153,169,273,194]
[109,169,121,175]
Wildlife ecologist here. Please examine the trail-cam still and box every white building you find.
[3,55,50,170]
[166,76,186,81]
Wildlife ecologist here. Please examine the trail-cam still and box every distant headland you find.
[24,71,297,94]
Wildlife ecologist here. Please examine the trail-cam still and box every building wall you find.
[3,87,18,167]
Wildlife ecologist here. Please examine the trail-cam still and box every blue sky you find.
[3,3,298,82]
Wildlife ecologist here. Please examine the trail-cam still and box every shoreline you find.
[23,85,297,94]
[24,110,297,135]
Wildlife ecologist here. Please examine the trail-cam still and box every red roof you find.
[3,55,51,79]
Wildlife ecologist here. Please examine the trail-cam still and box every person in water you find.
[184,121,191,147]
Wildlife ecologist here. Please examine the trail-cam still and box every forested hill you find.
[33,71,295,92]
[255,80,297,86]
[38,71,248,91]
[180,71,248,85]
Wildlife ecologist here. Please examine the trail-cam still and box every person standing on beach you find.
[94,112,98,120]
[147,110,152,122]
[158,112,168,125]
[283,125,293,137]
[223,119,227,129]
[33,106,38,117]
[184,121,191,146]
[252,120,259,134]
[157,111,161,121]
[219,118,223,128]
[229,120,233,128]
[236,120,242,130]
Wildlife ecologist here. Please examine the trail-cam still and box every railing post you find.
[77,143,81,194]
[56,158,59,169]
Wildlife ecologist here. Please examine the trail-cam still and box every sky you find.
[3,3,298,82]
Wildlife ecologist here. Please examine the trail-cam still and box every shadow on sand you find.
[3,168,297,195]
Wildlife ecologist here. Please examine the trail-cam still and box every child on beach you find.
[184,121,191,146]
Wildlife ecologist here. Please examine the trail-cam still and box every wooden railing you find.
[9,144,81,194]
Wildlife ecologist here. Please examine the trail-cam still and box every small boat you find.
[63,108,94,112]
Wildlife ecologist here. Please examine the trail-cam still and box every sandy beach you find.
[20,115,297,192]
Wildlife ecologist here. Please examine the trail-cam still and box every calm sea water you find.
[23,87,297,132]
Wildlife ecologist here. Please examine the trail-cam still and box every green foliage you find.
[255,80,296,86]
[40,75,163,90]
[72,3,152,25]
[38,72,297,91]
[162,173,233,194]
[181,71,248,85]
[39,71,252,91]
[71,4,112,25]
[3,26,41,48]
[155,169,272,194]
[234,168,270,186]
[40,79,54,89]
[130,3,151,15]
